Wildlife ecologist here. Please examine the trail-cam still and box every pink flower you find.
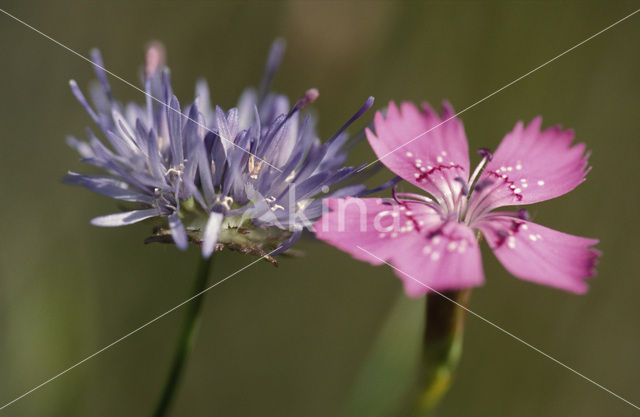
[314,101,600,296]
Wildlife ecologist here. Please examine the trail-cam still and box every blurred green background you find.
[1,1,639,416]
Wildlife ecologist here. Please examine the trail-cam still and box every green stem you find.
[151,255,214,417]
[408,290,470,416]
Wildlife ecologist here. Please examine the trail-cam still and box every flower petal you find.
[468,117,590,214]
[111,108,140,152]
[90,209,158,227]
[272,229,303,256]
[65,172,152,203]
[167,95,184,166]
[216,106,239,151]
[69,80,99,123]
[66,135,95,158]
[365,101,469,205]
[314,197,438,262]
[202,212,224,258]
[390,221,484,296]
[168,212,188,250]
[477,215,599,294]
[237,88,258,130]
[90,49,113,102]
[314,198,483,296]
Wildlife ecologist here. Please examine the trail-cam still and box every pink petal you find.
[366,101,470,204]
[468,117,590,214]
[477,215,600,294]
[314,197,440,263]
[391,221,484,297]
[314,198,483,297]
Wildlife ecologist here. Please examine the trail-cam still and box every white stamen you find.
[468,153,492,192]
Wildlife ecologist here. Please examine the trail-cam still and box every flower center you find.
[392,148,495,225]
[455,148,493,222]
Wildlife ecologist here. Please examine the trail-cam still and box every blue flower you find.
[66,40,375,260]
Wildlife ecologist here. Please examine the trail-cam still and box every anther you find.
[468,148,494,192]
[477,148,493,161]
[214,195,234,211]
[517,208,530,220]
[392,184,402,204]
[248,155,265,179]
[454,177,469,196]
[427,229,442,239]
[471,179,494,193]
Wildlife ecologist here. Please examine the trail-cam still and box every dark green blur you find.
[0,1,638,416]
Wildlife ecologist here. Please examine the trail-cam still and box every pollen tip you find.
[304,88,319,104]
[477,147,493,161]
[365,96,375,109]
[145,40,166,78]
[291,88,319,114]
[517,208,530,220]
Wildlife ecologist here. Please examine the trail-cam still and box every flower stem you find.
[151,255,214,417]
[407,290,470,416]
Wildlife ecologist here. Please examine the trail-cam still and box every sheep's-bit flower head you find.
[65,40,374,262]
[315,101,600,295]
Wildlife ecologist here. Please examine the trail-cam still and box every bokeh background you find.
[1,1,639,416]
